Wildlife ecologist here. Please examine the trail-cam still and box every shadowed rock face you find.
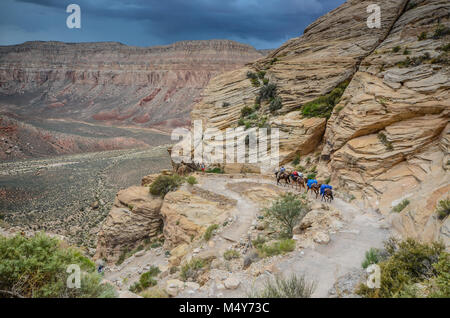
[0,40,263,131]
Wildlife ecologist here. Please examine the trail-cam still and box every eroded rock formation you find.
[0,40,263,131]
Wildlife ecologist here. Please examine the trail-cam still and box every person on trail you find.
[280,166,286,174]
[201,163,205,173]
[298,171,304,178]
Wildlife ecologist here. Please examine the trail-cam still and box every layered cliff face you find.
[322,0,450,242]
[191,0,409,163]
[189,0,450,242]
[0,40,263,131]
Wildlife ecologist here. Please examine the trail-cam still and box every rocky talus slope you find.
[0,40,263,131]
[188,0,449,243]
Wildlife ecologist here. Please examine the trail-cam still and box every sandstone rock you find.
[141,174,159,187]
[190,0,409,165]
[161,186,236,249]
[313,231,330,244]
[224,276,241,290]
[118,291,142,298]
[95,186,163,263]
[168,243,190,266]
[166,279,185,297]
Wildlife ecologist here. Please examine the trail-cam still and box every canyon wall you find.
[189,0,450,243]
[0,40,263,131]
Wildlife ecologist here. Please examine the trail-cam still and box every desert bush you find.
[246,71,258,79]
[396,53,431,68]
[264,193,309,238]
[204,224,219,241]
[356,239,445,298]
[301,81,349,119]
[140,287,169,298]
[428,252,450,297]
[129,266,160,293]
[252,235,267,249]
[269,96,283,112]
[222,102,230,107]
[149,175,184,197]
[378,132,393,151]
[0,233,115,298]
[186,176,198,186]
[259,83,277,101]
[258,239,296,258]
[306,172,317,180]
[418,32,427,41]
[292,154,301,166]
[180,258,205,281]
[362,248,381,269]
[262,78,269,85]
[251,78,261,87]
[433,24,450,39]
[250,274,315,298]
[240,106,254,118]
[223,249,240,261]
[257,70,266,79]
[392,199,410,213]
[403,48,410,55]
[435,198,450,220]
[205,167,224,174]
[392,46,401,53]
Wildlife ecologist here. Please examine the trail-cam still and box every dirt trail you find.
[103,174,391,297]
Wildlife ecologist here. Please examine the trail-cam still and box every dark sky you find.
[0,0,345,49]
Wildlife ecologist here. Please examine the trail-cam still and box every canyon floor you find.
[0,145,172,249]
[103,174,391,298]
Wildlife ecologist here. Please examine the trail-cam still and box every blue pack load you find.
[307,179,317,188]
[320,184,332,195]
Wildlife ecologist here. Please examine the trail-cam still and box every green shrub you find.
[264,193,310,238]
[259,83,277,101]
[396,53,431,68]
[241,106,254,118]
[301,81,349,119]
[252,235,267,249]
[205,167,224,174]
[403,48,410,55]
[223,250,240,261]
[392,46,401,53]
[250,274,315,298]
[393,199,410,213]
[438,43,450,52]
[258,239,296,258]
[269,96,283,112]
[418,32,427,41]
[180,258,205,281]
[435,198,450,220]
[257,70,266,79]
[270,58,278,65]
[356,239,445,298]
[204,224,219,241]
[362,248,381,269]
[140,287,169,298]
[378,132,394,151]
[292,154,301,166]
[246,71,258,79]
[324,177,331,185]
[186,176,198,186]
[406,1,417,11]
[429,252,450,297]
[222,102,230,107]
[129,266,160,293]
[251,78,261,87]
[433,24,450,39]
[307,172,317,180]
[262,78,269,85]
[149,175,184,197]
[238,118,245,126]
[0,233,115,298]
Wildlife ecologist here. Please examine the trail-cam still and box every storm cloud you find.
[0,0,345,49]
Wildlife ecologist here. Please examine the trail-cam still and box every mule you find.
[321,188,334,202]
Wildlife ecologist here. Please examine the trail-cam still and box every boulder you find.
[95,186,163,263]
